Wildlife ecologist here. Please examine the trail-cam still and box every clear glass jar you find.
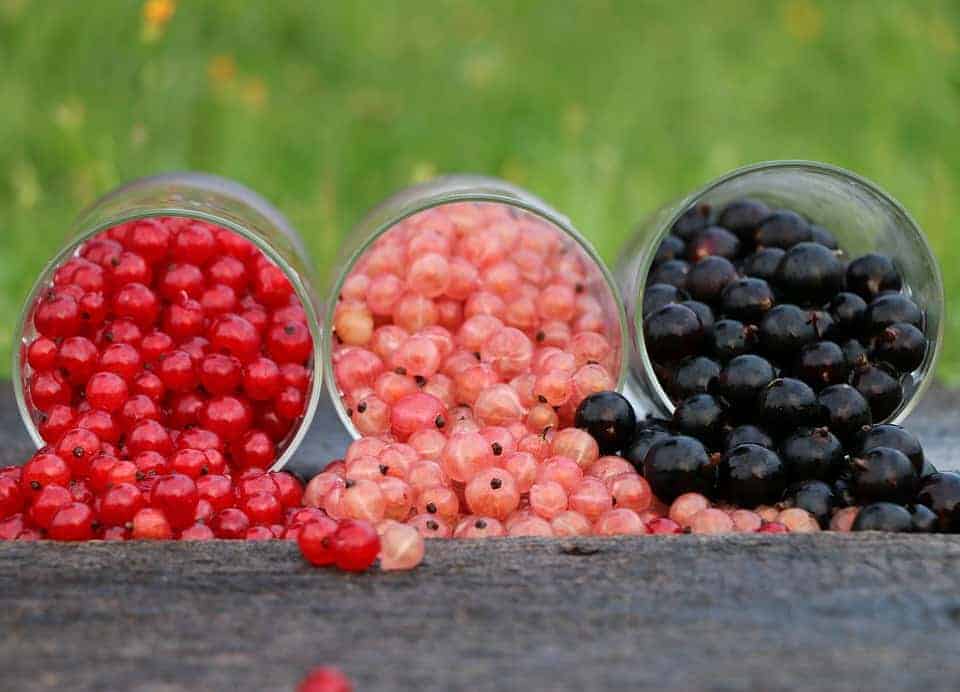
[616,160,943,423]
[14,172,323,471]
[325,174,629,439]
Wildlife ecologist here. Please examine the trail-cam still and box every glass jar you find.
[325,174,629,440]
[616,160,943,423]
[14,172,322,471]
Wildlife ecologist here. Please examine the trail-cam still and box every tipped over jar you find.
[15,173,322,473]
[616,160,943,426]
[325,175,629,443]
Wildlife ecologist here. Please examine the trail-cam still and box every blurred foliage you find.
[0,0,958,378]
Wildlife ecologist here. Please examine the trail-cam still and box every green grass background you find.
[1,0,958,379]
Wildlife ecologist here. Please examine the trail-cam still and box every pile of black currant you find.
[573,198,960,533]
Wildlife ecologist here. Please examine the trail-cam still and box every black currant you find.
[740,247,785,283]
[794,341,848,390]
[908,504,938,533]
[757,378,820,434]
[781,480,835,528]
[807,309,836,340]
[856,424,924,475]
[864,293,923,332]
[780,426,843,481]
[720,278,775,323]
[840,338,869,369]
[680,300,715,335]
[724,424,775,452]
[756,210,812,249]
[850,447,916,504]
[622,427,672,473]
[643,435,717,502]
[852,502,913,532]
[671,394,726,447]
[670,356,721,401]
[686,256,738,304]
[817,383,872,443]
[916,472,960,532]
[648,259,690,289]
[851,362,902,421]
[715,354,776,407]
[717,198,770,242]
[759,305,817,360]
[871,322,926,372]
[654,234,686,265]
[809,224,839,250]
[687,226,741,262]
[845,253,901,300]
[832,477,856,507]
[643,303,704,362]
[774,242,845,305]
[709,319,758,362]
[574,391,637,455]
[672,203,712,241]
[719,444,786,507]
[643,283,689,316]
[828,292,867,338]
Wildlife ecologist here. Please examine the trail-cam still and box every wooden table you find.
[1,387,958,691]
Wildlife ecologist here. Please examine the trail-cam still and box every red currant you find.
[168,392,205,428]
[118,394,162,431]
[275,386,305,421]
[38,404,76,444]
[74,409,121,445]
[162,297,205,339]
[196,474,234,512]
[27,337,58,371]
[210,507,251,539]
[48,502,96,541]
[171,223,217,264]
[133,371,165,401]
[296,667,353,692]
[207,256,248,293]
[271,471,303,508]
[267,321,313,364]
[99,342,142,382]
[85,371,129,412]
[98,482,145,527]
[200,395,252,442]
[131,507,173,539]
[126,419,174,457]
[29,370,71,411]
[55,427,102,477]
[199,353,242,394]
[241,492,283,525]
[234,430,276,470]
[133,450,169,477]
[208,314,260,362]
[140,330,174,363]
[78,291,108,328]
[201,284,238,316]
[56,336,99,385]
[169,449,209,478]
[297,516,339,566]
[34,293,81,338]
[113,282,160,328]
[0,476,24,519]
[242,356,282,400]
[125,219,170,264]
[27,483,72,528]
[180,524,215,540]
[157,350,198,392]
[330,519,380,572]
[21,452,71,496]
[158,263,205,301]
[109,251,153,286]
[252,264,293,307]
[150,473,199,530]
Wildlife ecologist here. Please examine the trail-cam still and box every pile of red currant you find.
[1,215,425,570]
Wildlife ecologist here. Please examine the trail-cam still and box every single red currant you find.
[330,519,381,572]
[150,473,199,530]
[297,516,339,566]
[98,482,145,527]
[210,508,251,539]
[48,502,96,541]
[21,452,71,496]
[85,371,129,412]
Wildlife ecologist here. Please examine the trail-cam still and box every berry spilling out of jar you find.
[627,197,948,532]
[331,201,623,441]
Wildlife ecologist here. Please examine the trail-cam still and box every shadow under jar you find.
[326,175,628,442]
[15,173,322,473]
[616,161,943,425]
